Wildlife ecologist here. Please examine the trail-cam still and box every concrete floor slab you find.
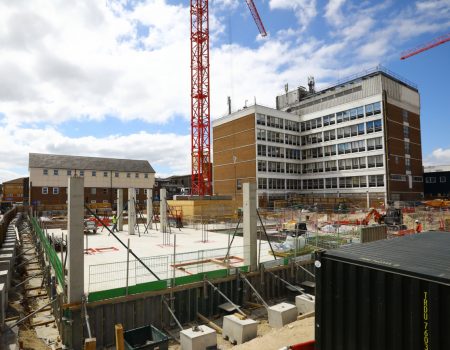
[46,224,274,293]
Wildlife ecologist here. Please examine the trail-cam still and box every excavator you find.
[363,207,405,230]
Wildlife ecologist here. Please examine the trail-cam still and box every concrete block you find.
[295,294,315,314]
[180,325,217,350]
[0,270,9,289]
[268,302,298,328]
[0,271,8,306]
[0,262,11,276]
[222,315,258,344]
[0,254,13,266]
[0,283,5,325]
[0,248,15,258]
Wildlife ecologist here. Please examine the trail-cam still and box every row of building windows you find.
[42,169,150,179]
[257,119,383,147]
[257,130,301,146]
[257,155,384,174]
[41,187,150,195]
[257,175,385,190]
[257,137,383,160]
[390,175,423,182]
[256,102,381,132]
[425,176,447,183]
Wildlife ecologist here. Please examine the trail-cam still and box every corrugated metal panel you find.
[68,263,315,347]
[315,232,450,350]
[324,232,450,283]
[360,225,387,243]
[294,75,382,115]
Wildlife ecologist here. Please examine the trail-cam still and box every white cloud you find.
[424,148,450,166]
[416,0,450,12]
[0,169,25,185]
[0,123,190,183]
[269,0,317,31]
[324,0,346,26]
[1,0,450,181]
[213,0,240,11]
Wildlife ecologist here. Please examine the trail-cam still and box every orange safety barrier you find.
[395,229,415,236]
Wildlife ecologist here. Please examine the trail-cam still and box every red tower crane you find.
[245,0,267,37]
[190,0,267,196]
[400,33,450,60]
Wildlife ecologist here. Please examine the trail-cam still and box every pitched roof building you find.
[29,153,155,208]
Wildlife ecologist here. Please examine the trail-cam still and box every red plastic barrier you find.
[396,229,415,236]
[290,340,315,350]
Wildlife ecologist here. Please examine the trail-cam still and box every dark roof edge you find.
[29,153,155,173]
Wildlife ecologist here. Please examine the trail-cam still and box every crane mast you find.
[190,0,266,195]
[191,0,211,196]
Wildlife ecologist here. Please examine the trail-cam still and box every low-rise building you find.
[1,177,29,205]
[423,165,450,199]
[29,153,155,208]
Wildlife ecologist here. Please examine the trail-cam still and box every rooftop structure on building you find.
[276,65,418,113]
[212,66,423,207]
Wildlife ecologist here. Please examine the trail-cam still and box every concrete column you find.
[147,189,153,229]
[67,177,84,303]
[366,191,370,209]
[128,188,136,235]
[117,189,124,231]
[243,183,257,271]
[160,188,167,233]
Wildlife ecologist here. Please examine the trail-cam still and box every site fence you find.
[87,242,276,295]
[31,217,64,286]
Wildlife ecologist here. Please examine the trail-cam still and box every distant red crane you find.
[190,0,267,196]
[245,0,267,37]
[400,33,450,60]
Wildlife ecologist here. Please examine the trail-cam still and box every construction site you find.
[1,1,450,350]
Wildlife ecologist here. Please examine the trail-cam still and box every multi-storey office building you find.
[212,67,423,206]
[29,153,155,207]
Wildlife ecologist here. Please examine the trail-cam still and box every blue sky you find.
[0,0,449,183]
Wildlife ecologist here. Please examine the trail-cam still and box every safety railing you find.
[87,241,277,295]
[31,217,64,286]
[88,255,169,293]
